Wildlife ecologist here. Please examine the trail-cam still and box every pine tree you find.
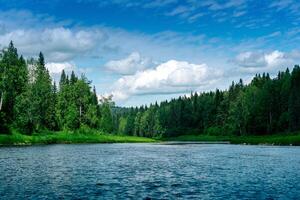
[0,41,28,123]
[289,66,300,131]
[100,101,113,133]
[59,70,67,88]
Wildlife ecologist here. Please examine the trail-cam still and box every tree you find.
[59,70,67,87]
[118,116,128,134]
[30,52,54,131]
[278,69,291,132]
[153,111,165,137]
[46,82,58,130]
[99,95,114,133]
[2,41,300,138]
[134,112,142,136]
[124,109,135,135]
[14,89,36,134]
[65,103,80,130]
[70,71,77,85]
[100,102,114,133]
[289,66,300,131]
[0,41,28,124]
[85,104,100,128]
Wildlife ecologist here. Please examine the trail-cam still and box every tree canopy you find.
[0,42,113,134]
[1,42,300,137]
[114,67,300,138]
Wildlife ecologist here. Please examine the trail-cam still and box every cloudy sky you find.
[1,0,300,106]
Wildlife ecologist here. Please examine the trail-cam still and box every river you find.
[0,144,300,199]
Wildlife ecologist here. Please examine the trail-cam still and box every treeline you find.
[115,66,300,137]
[0,42,114,134]
[1,42,300,137]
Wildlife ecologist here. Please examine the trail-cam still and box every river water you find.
[0,144,300,199]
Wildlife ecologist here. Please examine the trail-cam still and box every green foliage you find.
[0,130,156,145]
[0,41,28,125]
[1,41,300,141]
[100,101,114,133]
[115,66,300,138]
[75,125,97,135]
[85,105,100,128]
[204,126,225,136]
[0,42,103,135]
[289,66,300,131]
[14,90,35,134]
[118,116,127,134]
[65,103,80,130]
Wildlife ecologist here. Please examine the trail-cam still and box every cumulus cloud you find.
[235,51,269,68]
[0,9,227,68]
[105,52,153,75]
[45,62,77,82]
[0,27,106,62]
[110,60,223,101]
[46,62,76,74]
[234,50,296,73]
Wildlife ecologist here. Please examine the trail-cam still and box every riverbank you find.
[1,131,300,146]
[0,131,155,146]
[165,133,300,145]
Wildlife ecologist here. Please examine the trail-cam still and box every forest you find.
[0,42,113,135]
[1,42,300,139]
[116,66,300,138]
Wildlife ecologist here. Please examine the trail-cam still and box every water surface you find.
[1,144,300,199]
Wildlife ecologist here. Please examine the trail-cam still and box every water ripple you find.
[0,144,300,199]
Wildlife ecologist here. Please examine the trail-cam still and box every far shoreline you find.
[164,133,300,146]
[1,132,300,146]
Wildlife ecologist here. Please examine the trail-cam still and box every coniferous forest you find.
[1,42,300,139]
[0,42,112,135]
[115,66,300,138]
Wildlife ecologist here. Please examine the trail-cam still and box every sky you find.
[0,0,300,106]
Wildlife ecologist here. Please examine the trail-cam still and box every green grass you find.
[0,130,156,146]
[1,130,300,146]
[165,133,300,145]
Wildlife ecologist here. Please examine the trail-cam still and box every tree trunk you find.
[79,104,82,123]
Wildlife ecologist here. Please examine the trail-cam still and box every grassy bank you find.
[2,131,300,146]
[0,131,155,146]
[165,133,300,145]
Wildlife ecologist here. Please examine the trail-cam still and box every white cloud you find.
[3,9,300,106]
[46,62,76,74]
[270,0,293,11]
[143,0,178,8]
[188,13,205,23]
[234,51,268,68]
[234,50,296,73]
[45,62,77,83]
[166,6,190,16]
[0,9,228,69]
[207,0,246,11]
[110,60,223,101]
[0,27,105,62]
[0,21,219,67]
[104,52,153,75]
[265,50,286,66]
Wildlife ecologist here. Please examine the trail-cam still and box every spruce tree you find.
[289,66,300,131]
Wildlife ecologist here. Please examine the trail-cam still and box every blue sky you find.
[1,0,300,106]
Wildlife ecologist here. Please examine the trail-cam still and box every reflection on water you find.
[1,144,300,199]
